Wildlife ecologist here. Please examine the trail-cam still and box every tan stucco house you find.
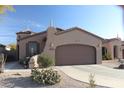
[16,26,124,66]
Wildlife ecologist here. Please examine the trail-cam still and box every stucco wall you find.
[17,33,46,59]
[43,27,102,64]
[121,42,124,50]
[121,45,124,50]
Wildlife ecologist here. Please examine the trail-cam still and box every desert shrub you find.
[88,73,96,88]
[37,54,54,68]
[102,55,106,60]
[31,68,61,85]
[8,43,16,51]
[102,52,112,60]
[19,57,30,68]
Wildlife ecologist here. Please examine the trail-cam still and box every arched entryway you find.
[102,47,107,56]
[26,41,40,57]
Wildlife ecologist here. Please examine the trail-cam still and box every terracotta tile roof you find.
[103,38,121,43]
[16,28,37,34]
[18,31,47,41]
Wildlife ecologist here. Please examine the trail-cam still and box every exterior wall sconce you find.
[49,42,55,50]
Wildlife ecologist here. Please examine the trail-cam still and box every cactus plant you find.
[88,73,96,88]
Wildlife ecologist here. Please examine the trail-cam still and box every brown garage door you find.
[55,44,96,66]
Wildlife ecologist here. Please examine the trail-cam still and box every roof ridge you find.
[18,30,47,41]
[56,26,104,40]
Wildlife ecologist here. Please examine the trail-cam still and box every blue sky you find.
[0,5,123,45]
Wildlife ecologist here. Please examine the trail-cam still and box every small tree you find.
[8,43,16,51]
[0,5,15,14]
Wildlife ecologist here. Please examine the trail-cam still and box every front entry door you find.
[26,42,39,57]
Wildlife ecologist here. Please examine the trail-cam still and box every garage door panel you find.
[55,44,96,65]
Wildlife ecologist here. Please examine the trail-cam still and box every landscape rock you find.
[29,55,39,69]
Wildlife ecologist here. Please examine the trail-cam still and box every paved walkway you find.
[5,61,23,69]
[4,61,30,72]
[57,64,124,88]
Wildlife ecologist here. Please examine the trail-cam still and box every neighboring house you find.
[0,44,17,62]
[16,26,123,66]
[103,38,122,59]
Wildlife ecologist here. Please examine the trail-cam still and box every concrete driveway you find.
[57,64,124,88]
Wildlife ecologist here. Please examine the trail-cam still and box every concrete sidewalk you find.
[5,61,24,70]
[57,65,124,88]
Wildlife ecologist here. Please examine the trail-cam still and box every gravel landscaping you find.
[0,69,90,88]
[102,61,120,68]
[0,62,107,88]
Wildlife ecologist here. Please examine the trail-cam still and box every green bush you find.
[37,54,54,68]
[31,68,61,85]
[102,52,112,60]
